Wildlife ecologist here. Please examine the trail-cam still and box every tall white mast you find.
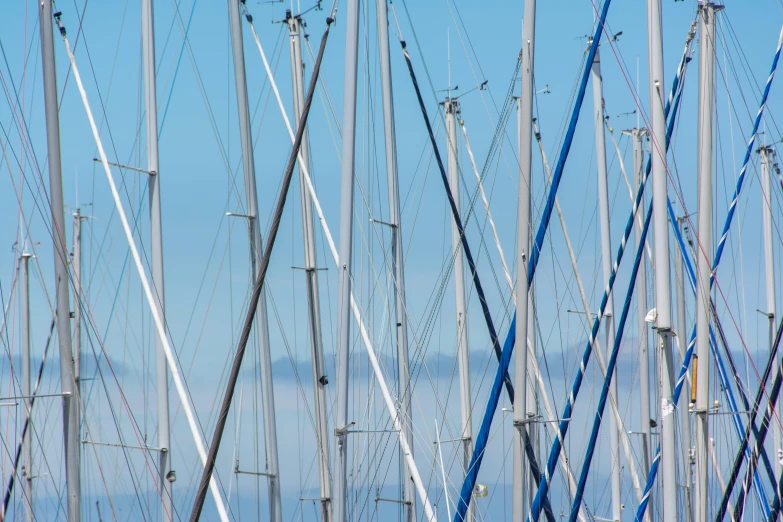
[695,4,717,521]
[141,0,174,517]
[38,3,80,519]
[590,44,622,522]
[285,11,331,522]
[227,1,282,520]
[513,2,536,520]
[375,1,415,519]
[760,145,780,480]
[625,125,657,521]
[20,250,32,522]
[334,0,360,519]
[445,99,474,522]
[629,127,652,481]
[675,216,693,522]
[646,0,677,518]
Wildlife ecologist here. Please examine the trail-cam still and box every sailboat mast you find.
[227,2,282,520]
[646,0,677,518]
[631,128,652,481]
[445,99,474,515]
[760,145,780,480]
[20,250,32,522]
[38,3,80,519]
[72,209,84,465]
[590,44,622,522]
[675,216,693,522]
[375,1,414,519]
[513,2,535,520]
[695,4,717,521]
[526,286,538,510]
[141,0,174,517]
[334,0,360,519]
[285,12,332,522]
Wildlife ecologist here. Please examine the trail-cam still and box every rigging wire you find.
[633,18,783,520]
[55,11,240,520]
[567,203,652,522]
[0,317,60,519]
[0,37,155,517]
[187,11,335,520]
[247,7,481,503]
[59,4,294,512]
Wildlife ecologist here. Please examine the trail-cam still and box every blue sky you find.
[2,0,783,520]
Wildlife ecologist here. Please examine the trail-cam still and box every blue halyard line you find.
[524,20,696,522]
[567,206,652,522]
[452,2,613,519]
[526,156,641,522]
[634,23,783,522]
[400,36,558,522]
[667,200,774,516]
[712,26,783,275]
[452,6,701,522]
[526,0,610,284]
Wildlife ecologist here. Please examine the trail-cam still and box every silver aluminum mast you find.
[646,0,677,518]
[21,250,32,522]
[286,12,331,522]
[334,0,360,519]
[445,99,474,522]
[227,1,282,520]
[526,286,537,511]
[695,4,717,521]
[375,1,414,519]
[760,145,780,480]
[513,2,535,519]
[630,128,652,480]
[590,45,622,522]
[141,0,174,517]
[675,216,693,522]
[72,209,84,464]
[627,125,655,522]
[38,3,80,519]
